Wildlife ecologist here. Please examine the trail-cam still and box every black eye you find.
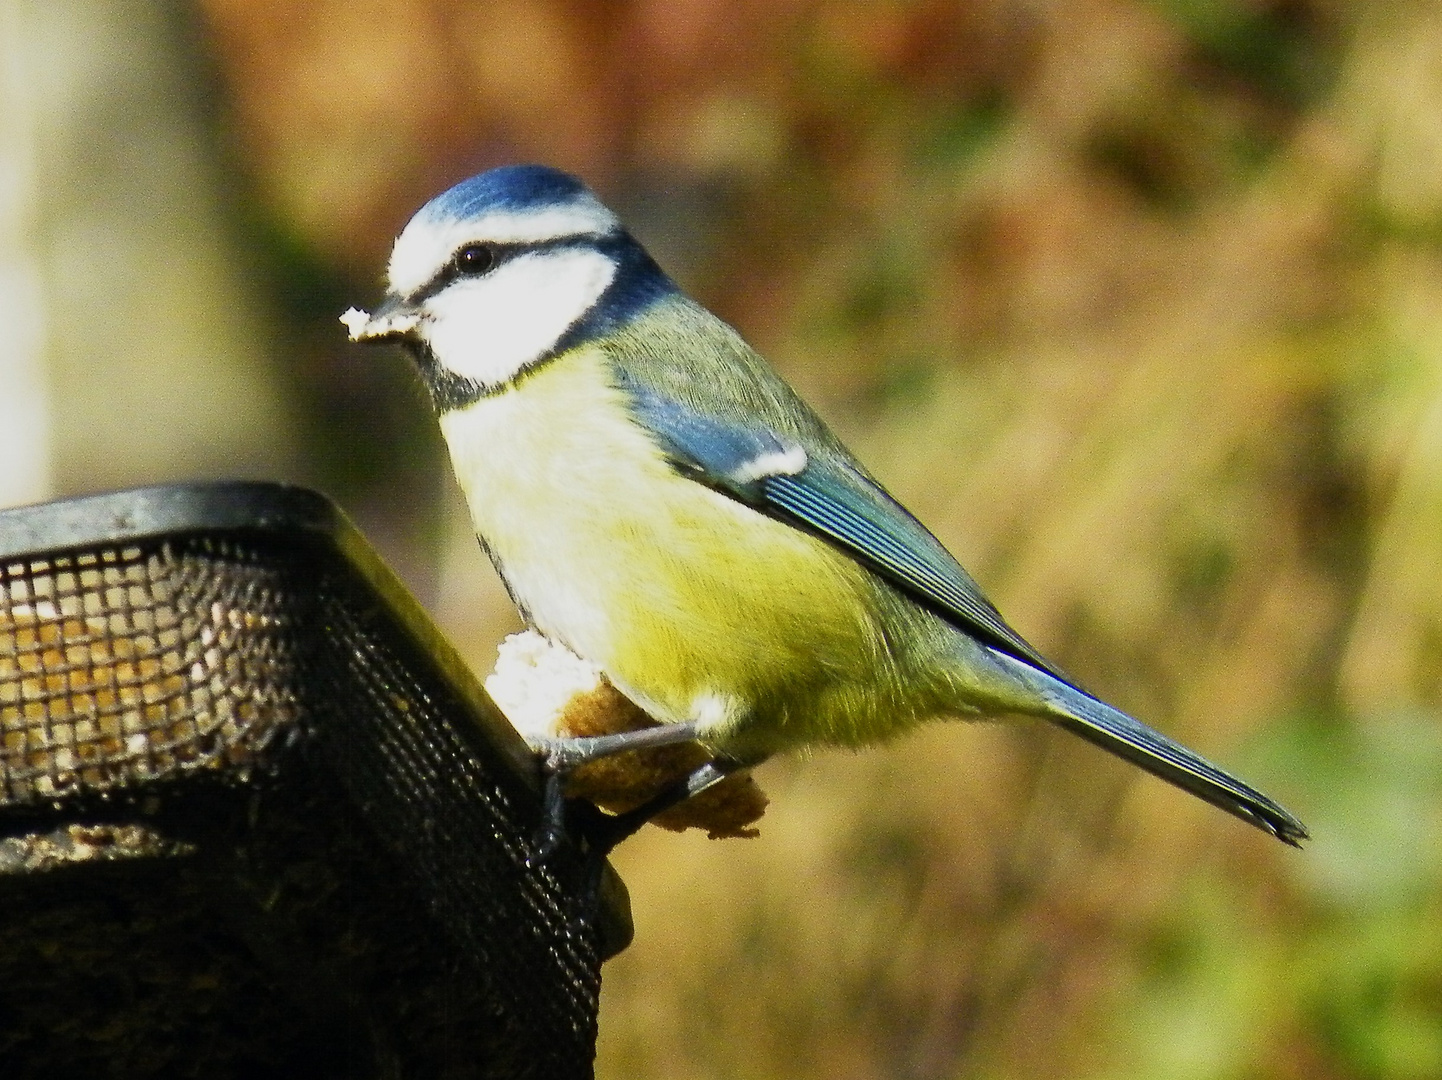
[453,243,495,275]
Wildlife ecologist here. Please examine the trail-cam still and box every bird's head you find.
[344,165,673,408]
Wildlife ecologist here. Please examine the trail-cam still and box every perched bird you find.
[344,164,1307,849]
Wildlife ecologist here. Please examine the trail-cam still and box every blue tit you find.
[345,164,1306,849]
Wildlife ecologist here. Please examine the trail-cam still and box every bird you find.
[343,163,1307,851]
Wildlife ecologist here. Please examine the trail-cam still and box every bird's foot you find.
[588,757,752,855]
[525,723,705,860]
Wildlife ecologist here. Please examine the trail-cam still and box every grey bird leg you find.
[591,756,755,855]
[529,721,705,859]
[530,721,706,773]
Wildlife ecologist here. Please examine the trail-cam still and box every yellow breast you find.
[439,347,892,747]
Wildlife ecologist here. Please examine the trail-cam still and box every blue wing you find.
[618,376,1307,846]
[619,378,1073,685]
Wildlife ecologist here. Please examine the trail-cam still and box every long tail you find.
[990,651,1308,846]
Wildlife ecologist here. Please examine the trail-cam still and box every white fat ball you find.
[485,630,605,742]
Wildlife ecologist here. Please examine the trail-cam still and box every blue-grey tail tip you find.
[1250,800,1309,847]
[1020,663,1310,847]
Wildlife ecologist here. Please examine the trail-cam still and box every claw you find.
[522,722,725,858]
[526,735,594,775]
[527,753,572,862]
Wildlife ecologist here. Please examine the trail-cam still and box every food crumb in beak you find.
[339,307,372,340]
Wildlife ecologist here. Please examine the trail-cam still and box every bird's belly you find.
[439,350,897,748]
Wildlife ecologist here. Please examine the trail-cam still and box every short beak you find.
[340,294,422,343]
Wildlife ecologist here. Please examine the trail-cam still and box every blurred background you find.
[3,0,1441,1076]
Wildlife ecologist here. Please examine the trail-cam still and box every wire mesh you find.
[308,549,604,1063]
[0,541,296,804]
[0,486,616,1077]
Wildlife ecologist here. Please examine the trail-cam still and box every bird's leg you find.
[528,721,705,859]
[589,756,756,855]
[529,721,705,774]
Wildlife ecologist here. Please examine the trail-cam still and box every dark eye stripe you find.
[414,235,620,304]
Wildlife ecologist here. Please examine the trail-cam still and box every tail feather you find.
[992,652,1309,846]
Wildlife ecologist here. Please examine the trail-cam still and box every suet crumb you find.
[339,307,371,339]
[486,631,767,838]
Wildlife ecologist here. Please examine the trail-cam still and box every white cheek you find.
[420,249,617,388]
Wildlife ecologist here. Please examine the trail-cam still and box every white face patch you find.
[416,247,617,389]
[388,200,619,298]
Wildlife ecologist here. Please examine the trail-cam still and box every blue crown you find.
[420,165,593,222]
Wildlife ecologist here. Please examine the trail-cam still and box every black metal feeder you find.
[0,482,630,1078]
